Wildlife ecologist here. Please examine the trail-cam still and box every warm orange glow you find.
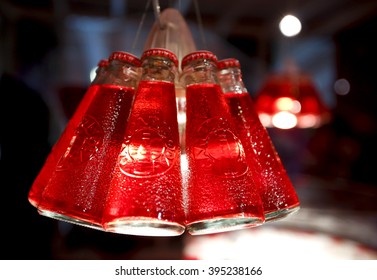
[297,114,320,128]
[274,97,301,113]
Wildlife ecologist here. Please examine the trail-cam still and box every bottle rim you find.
[108,51,141,67]
[141,48,178,67]
[181,50,218,70]
[217,58,241,70]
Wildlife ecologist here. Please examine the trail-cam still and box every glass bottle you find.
[35,51,141,230]
[28,58,110,209]
[180,50,265,235]
[102,48,186,236]
[217,58,300,221]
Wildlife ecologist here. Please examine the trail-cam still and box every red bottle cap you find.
[141,48,178,67]
[109,51,141,67]
[217,58,241,70]
[181,50,218,70]
[97,59,109,68]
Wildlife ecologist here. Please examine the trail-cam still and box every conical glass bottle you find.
[102,48,186,236]
[28,58,110,209]
[34,51,141,230]
[180,51,265,235]
[217,58,300,222]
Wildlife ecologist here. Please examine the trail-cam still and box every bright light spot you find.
[180,153,188,172]
[297,114,320,128]
[279,15,302,37]
[258,113,273,127]
[292,100,302,113]
[183,227,377,260]
[136,145,147,159]
[177,111,187,126]
[334,78,350,95]
[272,111,297,129]
[275,97,301,113]
[90,66,98,82]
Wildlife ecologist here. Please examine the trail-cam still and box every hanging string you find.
[193,0,207,50]
[131,0,152,54]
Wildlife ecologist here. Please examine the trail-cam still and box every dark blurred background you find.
[1,0,377,260]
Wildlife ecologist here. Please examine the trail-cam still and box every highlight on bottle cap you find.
[217,58,241,70]
[97,59,109,68]
[109,51,141,67]
[141,48,179,67]
[181,50,218,70]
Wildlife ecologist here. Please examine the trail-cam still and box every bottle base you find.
[104,217,186,237]
[264,205,300,222]
[38,209,104,231]
[186,214,265,236]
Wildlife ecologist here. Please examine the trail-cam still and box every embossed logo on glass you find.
[57,115,103,170]
[193,117,248,178]
[118,117,178,178]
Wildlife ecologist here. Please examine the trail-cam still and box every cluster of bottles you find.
[28,48,300,237]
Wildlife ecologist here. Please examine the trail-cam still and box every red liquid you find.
[185,84,264,231]
[28,84,99,207]
[36,84,135,227]
[224,92,300,220]
[103,81,185,234]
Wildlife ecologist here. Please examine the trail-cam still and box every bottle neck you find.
[96,60,140,88]
[91,66,107,84]
[217,67,248,94]
[180,59,219,87]
[140,56,177,83]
